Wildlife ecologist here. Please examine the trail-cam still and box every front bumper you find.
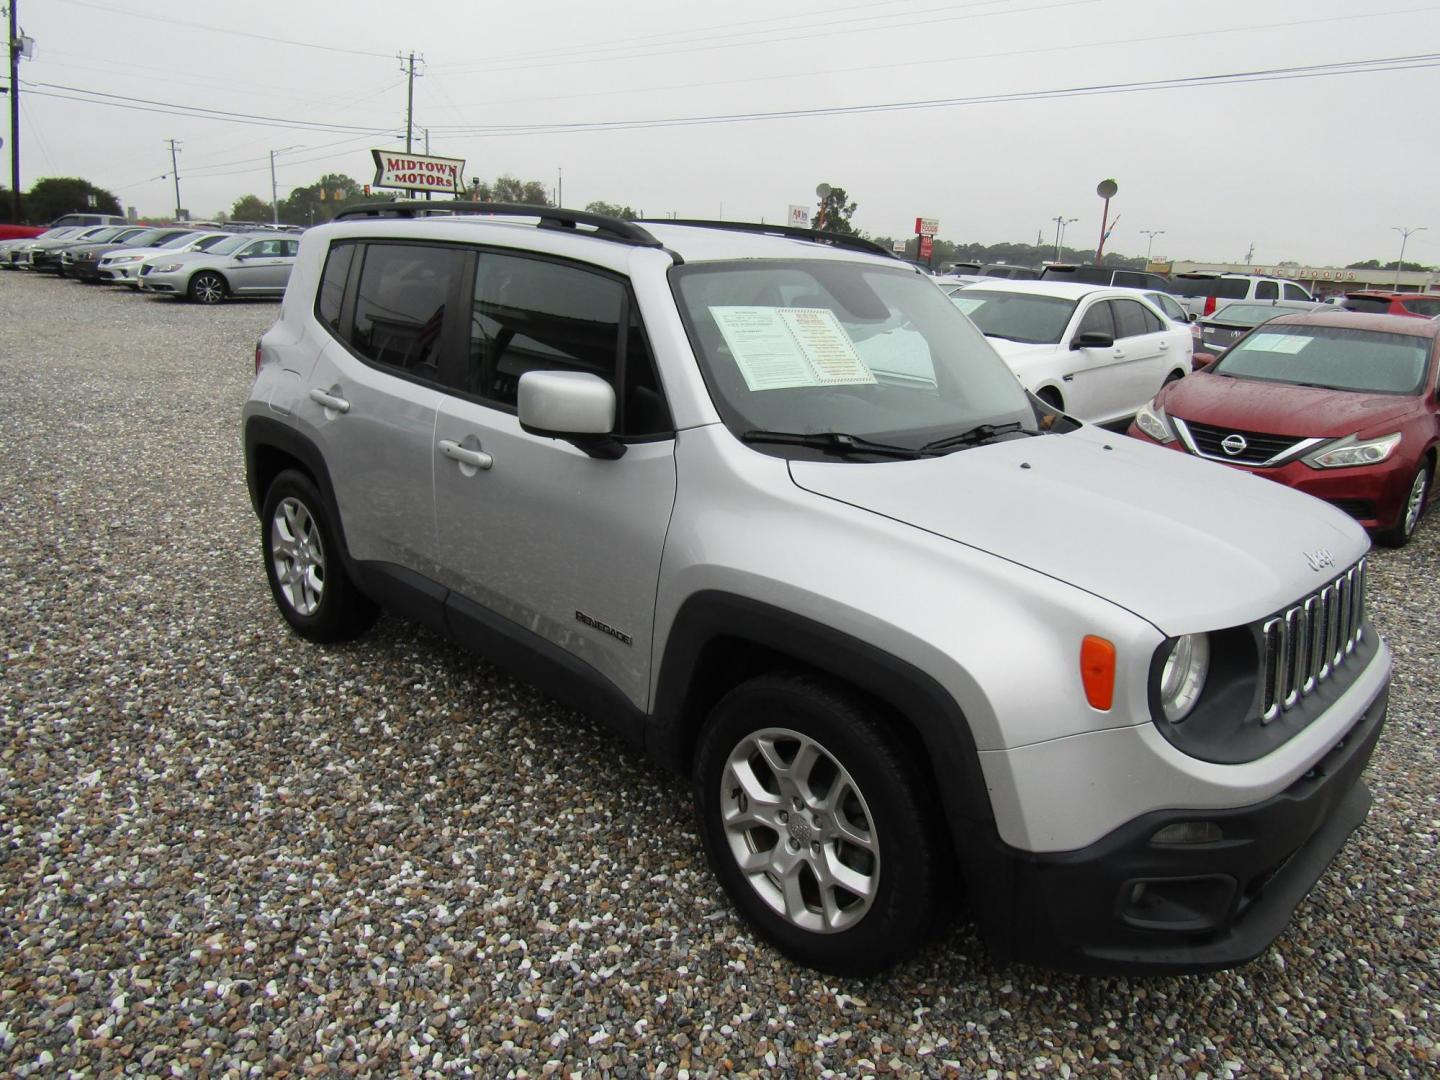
[139,268,183,294]
[1127,430,1415,530]
[966,677,1387,973]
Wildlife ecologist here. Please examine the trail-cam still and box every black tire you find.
[189,271,228,305]
[693,672,941,975]
[1376,462,1431,548]
[260,469,377,642]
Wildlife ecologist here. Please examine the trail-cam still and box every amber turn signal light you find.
[1080,635,1116,711]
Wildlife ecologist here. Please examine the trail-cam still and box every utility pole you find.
[399,52,422,154]
[557,167,563,208]
[269,149,280,225]
[1140,228,1165,264]
[8,0,21,222]
[167,138,182,221]
[1393,226,1427,290]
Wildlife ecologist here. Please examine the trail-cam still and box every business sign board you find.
[915,217,939,237]
[371,150,466,194]
[788,204,810,227]
[892,240,906,253]
[918,236,934,262]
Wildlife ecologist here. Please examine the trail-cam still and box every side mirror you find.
[1072,331,1115,350]
[1192,352,1217,371]
[518,370,625,459]
[1187,312,1198,323]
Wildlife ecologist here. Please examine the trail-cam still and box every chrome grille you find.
[1261,560,1365,722]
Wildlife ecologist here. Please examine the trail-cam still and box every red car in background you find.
[1340,291,1440,319]
[1129,311,1439,546]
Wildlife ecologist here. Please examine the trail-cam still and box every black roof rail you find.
[331,201,663,248]
[636,219,899,260]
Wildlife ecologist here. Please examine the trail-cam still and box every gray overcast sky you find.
[12,0,1440,266]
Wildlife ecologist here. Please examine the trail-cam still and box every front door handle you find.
[309,388,350,413]
[438,439,494,471]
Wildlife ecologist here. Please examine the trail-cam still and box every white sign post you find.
[788,204,810,228]
[371,150,467,194]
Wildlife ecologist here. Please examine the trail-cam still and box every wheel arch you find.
[244,415,354,565]
[650,591,995,833]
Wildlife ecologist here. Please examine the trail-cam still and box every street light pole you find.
[1393,226,1427,291]
[1140,229,1165,264]
[1051,215,1076,262]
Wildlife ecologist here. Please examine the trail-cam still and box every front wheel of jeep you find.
[693,673,941,975]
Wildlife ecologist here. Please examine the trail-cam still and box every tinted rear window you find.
[1171,276,1249,299]
[1341,296,1391,314]
[1404,297,1440,317]
[1041,266,1110,285]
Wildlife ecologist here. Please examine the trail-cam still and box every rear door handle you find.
[438,439,494,470]
[308,388,350,413]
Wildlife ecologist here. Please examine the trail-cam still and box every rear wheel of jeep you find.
[694,673,940,975]
[260,469,377,642]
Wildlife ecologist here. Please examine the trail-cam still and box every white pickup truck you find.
[1170,272,1316,320]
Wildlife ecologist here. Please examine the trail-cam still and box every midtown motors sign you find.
[371,150,466,193]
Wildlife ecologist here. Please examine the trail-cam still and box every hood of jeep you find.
[788,427,1369,636]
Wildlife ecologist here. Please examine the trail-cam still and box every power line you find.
[422,3,1440,116]
[443,0,1094,75]
[428,0,961,71]
[49,0,394,59]
[425,53,1440,136]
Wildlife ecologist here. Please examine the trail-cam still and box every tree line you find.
[5,174,1431,273]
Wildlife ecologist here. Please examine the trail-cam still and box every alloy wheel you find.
[719,727,880,934]
[269,497,325,615]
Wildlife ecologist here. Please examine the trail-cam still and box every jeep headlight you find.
[1159,634,1209,723]
[1303,432,1401,469]
[1134,399,1174,443]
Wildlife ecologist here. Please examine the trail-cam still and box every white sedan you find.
[952,280,1192,425]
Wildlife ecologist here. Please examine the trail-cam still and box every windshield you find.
[157,231,202,249]
[189,233,233,251]
[1208,304,1291,328]
[1213,325,1432,394]
[120,229,166,247]
[672,260,1036,453]
[951,289,1077,344]
[203,235,248,255]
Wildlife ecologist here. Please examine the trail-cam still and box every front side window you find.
[350,243,464,379]
[1402,297,1440,317]
[1112,299,1153,339]
[463,252,670,437]
[1213,326,1432,394]
[1283,283,1309,301]
[1077,300,1115,339]
[673,260,1034,451]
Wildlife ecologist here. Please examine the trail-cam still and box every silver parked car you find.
[141,234,299,303]
[244,204,1390,976]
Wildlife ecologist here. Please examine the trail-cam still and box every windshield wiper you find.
[919,421,1030,454]
[741,429,922,459]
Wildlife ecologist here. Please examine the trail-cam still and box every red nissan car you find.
[1128,311,1439,547]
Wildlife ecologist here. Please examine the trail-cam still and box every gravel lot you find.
[1,270,1436,1078]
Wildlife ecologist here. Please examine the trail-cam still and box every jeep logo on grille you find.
[1220,434,1248,456]
[1305,547,1335,572]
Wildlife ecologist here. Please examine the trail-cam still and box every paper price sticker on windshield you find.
[1246,333,1310,354]
[711,307,875,391]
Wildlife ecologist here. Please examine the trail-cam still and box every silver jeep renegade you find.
[243,204,1391,975]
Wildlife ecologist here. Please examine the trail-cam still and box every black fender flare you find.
[650,590,995,829]
[243,415,355,567]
